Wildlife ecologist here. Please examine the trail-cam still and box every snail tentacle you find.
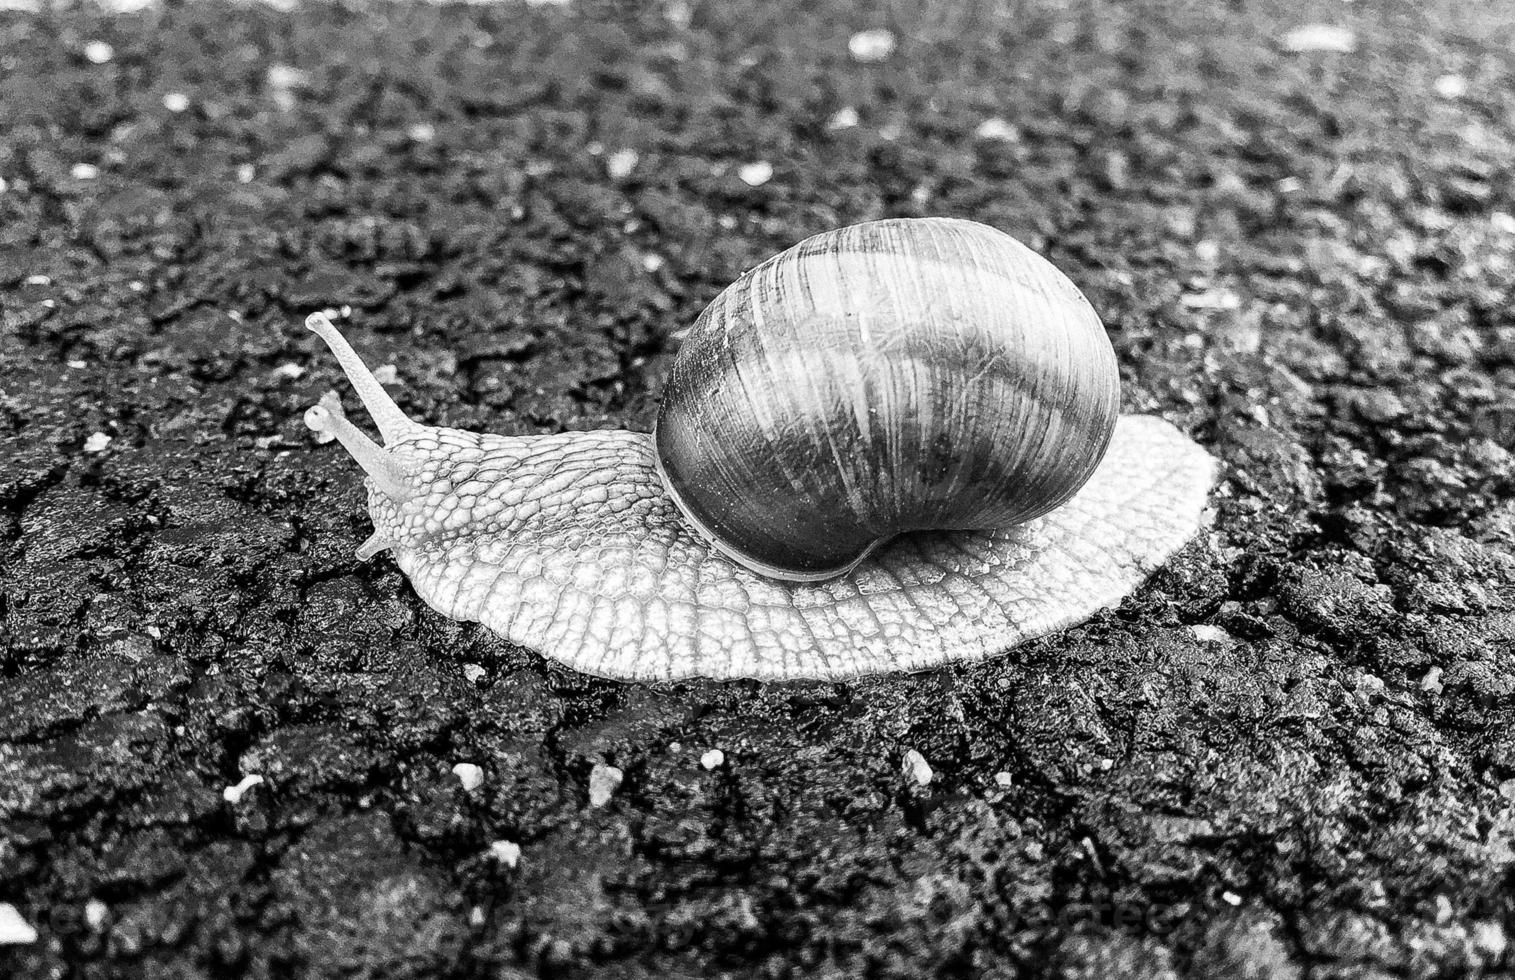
[303,391,413,502]
[305,312,418,444]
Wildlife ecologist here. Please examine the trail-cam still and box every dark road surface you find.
[2,0,1513,976]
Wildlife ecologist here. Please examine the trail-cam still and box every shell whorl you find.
[654,217,1121,582]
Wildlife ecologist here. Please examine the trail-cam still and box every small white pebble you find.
[372,364,400,385]
[1473,921,1508,959]
[974,117,1020,142]
[700,749,724,770]
[903,749,933,787]
[267,64,307,111]
[266,64,308,90]
[67,359,87,370]
[129,280,145,292]
[72,163,100,181]
[641,252,666,273]
[237,163,256,184]
[1281,24,1356,54]
[1189,624,1234,644]
[1275,175,1304,194]
[737,161,773,187]
[1499,778,1515,801]
[668,742,682,753]
[1099,758,1114,771]
[452,762,484,791]
[588,762,623,807]
[1195,240,1221,264]
[1181,288,1241,311]
[407,121,436,143]
[1434,894,1454,926]
[0,176,8,194]
[0,903,37,945]
[83,432,113,453]
[525,0,571,6]
[606,148,640,180]
[1421,666,1444,695]
[993,771,1013,788]
[84,899,108,931]
[462,663,486,684]
[98,0,155,10]
[269,362,305,381]
[848,28,896,63]
[1222,890,1242,906]
[25,274,50,286]
[1433,74,1467,100]
[826,106,860,131]
[664,0,693,28]
[83,40,114,65]
[1492,212,1515,235]
[487,840,522,867]
[162,91,190,113]
[468,905,486,927]
[222,773,263,804]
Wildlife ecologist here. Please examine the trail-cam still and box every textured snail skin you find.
[656,218,1121,581]
[302,310,1216,681]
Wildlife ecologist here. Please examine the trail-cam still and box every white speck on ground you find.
[993,771,1013,788]
[700,749,724,770]
[903,749,933,787]
[223,773,264,803]
[270,362,305,381]
[162,91,190,113]
[607,148,639,180]
[72,163,100,180]
[1223,891,1242,906]
[0,904,37,945]
[848,28,895,62]
[83,432,112,453]
[1474,921,1508,960]
[84,899,108,931]
[738,161,773,186]
[826,106,860,131]
[589,763,623,807]
[488,841,522,867]
[462,663,486,683]
[25,274,50,286]
[1189,624,1234,644]
[408,121,436,142]
[237,164,256,184]
[83,41,114,64]
[1280,24,1356,54]
[372,364,400,385]
[1433,74,1467,99]
[453,763,484,791]
[974,117,1020,141]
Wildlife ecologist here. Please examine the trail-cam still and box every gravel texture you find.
[2,0,1514,977]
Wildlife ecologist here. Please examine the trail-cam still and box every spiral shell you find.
[653,217,1120,581]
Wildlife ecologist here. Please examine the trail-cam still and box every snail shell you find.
[655,217,1120,580]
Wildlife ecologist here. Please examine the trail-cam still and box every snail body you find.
[303,218,1216,681]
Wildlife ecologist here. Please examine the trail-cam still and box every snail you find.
[302,217,1216,681]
